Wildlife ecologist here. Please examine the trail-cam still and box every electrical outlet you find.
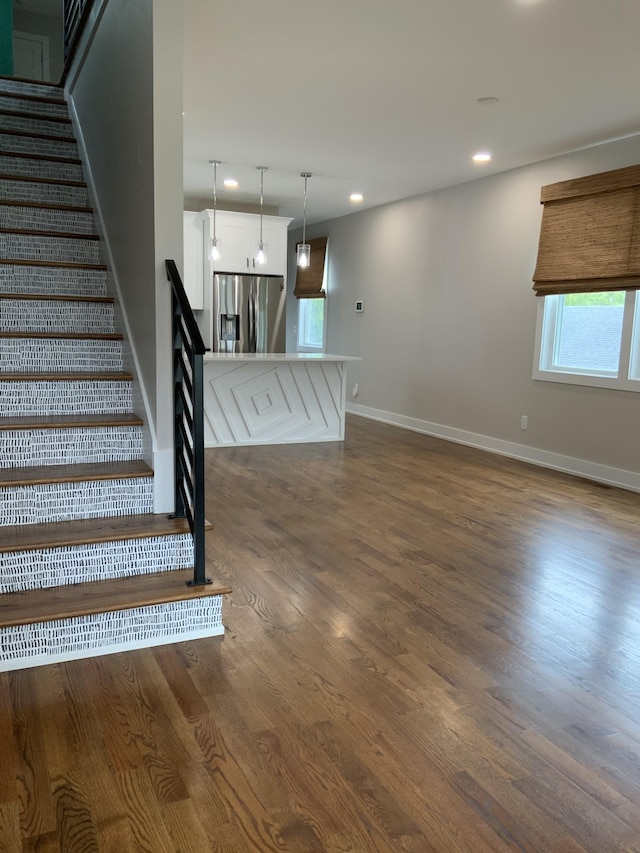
[352,383,359,397]
[520,415,528,430]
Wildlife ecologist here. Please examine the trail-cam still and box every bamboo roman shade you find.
[532,164,640,296]
[294,237,328,299]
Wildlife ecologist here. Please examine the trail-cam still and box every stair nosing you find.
[0,567,228,629]
[0,331,122,340]
[0,371,133,381]
[0,199,92,213]
[0,128,76,144]
[0,107,71,124]
[0,460,153,488]
[0,150,81,166]
[0,514,213,556]
[0,259,107,270]
[0,413,144,431]
[0,173,86,188]
[0,292,113,303]
[0,227,98,240]
[0,91,67,107]
[0,75,63,91]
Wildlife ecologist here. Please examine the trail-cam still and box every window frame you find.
[533,290,640,392]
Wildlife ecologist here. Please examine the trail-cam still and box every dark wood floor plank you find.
[2,415,640,849]
[0,802,21,853]
[9,670,56,839]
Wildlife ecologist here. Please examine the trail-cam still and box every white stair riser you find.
[0,264,106,297]
[0,133,78,159]
[0,425,142,468]
[1,234,100,265]
[0,95,68,119]
[0,477,154,526]
[1,298,114,334]
[0,156,83,182]
[0,534,194,593]
[0,205,94,235]
[0,114,73,139]
[1,379,132,416]
[0,81,64,99]
[0,598,224,672]
[0,178,88,207]
[0,338,123,372]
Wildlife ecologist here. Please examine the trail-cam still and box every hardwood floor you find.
[2,414,640,851]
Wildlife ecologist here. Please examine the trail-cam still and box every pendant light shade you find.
[297,172,312,268]
[209,159,221,261]
[256,166,268,265]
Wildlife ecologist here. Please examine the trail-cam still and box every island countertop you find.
[203,352,359,362]
[201,353,359,446]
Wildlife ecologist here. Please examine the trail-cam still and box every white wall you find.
[12,5,64,82]
[64,0,182,512]
[288,134,640,488]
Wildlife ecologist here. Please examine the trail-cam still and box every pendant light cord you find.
[302,174,308,246]
[258,167,266,243]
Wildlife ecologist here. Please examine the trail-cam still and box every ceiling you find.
[183,0,640,228]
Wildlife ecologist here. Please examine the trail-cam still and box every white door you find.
[12,31,50,81]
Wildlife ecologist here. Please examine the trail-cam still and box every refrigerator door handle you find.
[248,290,257,352]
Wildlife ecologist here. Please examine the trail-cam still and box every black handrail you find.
[166,259,210,587]
[63,0,91,59]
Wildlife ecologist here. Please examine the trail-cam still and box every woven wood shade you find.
[294,237,328,299]
[532,164,640,296]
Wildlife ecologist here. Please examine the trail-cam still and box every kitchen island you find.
[202,353,359,447]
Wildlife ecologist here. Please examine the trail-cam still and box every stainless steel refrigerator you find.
[212,274,286,353]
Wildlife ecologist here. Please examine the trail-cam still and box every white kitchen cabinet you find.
[200,209,292,277]
[182,211,205,310]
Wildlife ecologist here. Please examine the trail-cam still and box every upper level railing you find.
[166,259,210,587]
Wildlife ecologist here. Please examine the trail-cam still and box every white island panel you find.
[202,354,357,446]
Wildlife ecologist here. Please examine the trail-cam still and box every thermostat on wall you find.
[355,299,364,313]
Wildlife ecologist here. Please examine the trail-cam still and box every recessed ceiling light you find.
[350,193,364,203]
[224,178,238,188]
[472,152,492,163]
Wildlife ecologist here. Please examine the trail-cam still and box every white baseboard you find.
[346,403,640,493]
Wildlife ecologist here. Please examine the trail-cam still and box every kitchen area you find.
[183,207,357,447]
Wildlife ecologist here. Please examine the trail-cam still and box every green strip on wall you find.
[0,0,13,76]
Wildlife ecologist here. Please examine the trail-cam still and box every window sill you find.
[533,369,640,392]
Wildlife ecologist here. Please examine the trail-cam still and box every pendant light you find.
[256,166,268,265]
[209,159,221,261]
[297,172,312,268]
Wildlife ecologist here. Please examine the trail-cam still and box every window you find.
[298,298,326,351]
[533,290,640,390]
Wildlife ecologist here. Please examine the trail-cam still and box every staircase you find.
[0,77,229,671]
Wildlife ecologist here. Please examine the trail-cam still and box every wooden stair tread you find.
[0,173,86,188]
[0,199,92,213]
[0,513,213,554]
[0,227,98,239]
[0,74,61,86]
[0,259,107,270]
[0,90,67,107]
[0,460,153,488]
[0,413,143,430]
[0,569,231,629]
[0,371,132,381]
[0,292,112,303]
[0,331,122,340]
[0,107,71,124]
[0,150,81,165]
[0,128,76,143]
